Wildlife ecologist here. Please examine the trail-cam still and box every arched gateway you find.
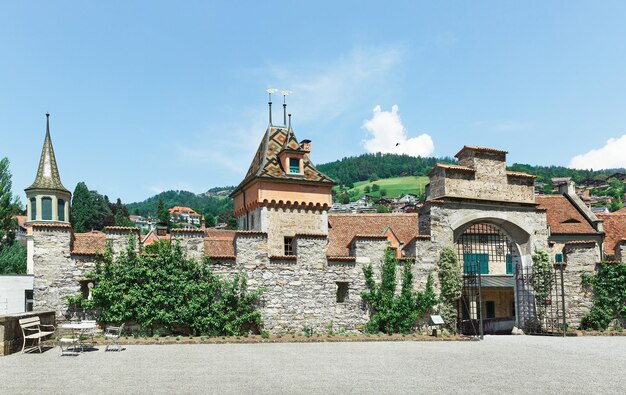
[455,222,520,334]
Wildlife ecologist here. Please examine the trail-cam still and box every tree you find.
[380,189,387,197]
[157,199,170,227]
[364,185,371,193]
[371,184,380,192]
[0,242,27,274]
[339,194,350,204]
[89,237,263,336]
[375,205,389,213]
[0,157,25,274]
[71,182,99,232]
[0,157,20,246]
[113,198,133,227]
[204,214,216,228]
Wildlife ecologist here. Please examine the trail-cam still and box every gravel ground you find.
[1,336,624,394]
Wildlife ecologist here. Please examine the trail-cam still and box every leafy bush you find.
[361,249,437,334]
[0,241,26,274]
[437,247,462,330]
[89,235,262,336]
[581,262,626,330]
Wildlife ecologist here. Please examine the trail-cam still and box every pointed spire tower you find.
[24,113,71,223]
[230,93,335,255]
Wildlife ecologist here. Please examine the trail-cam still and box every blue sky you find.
[2,1,626,203]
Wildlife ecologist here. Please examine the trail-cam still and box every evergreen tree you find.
[0,158,20,247]
[71,182,99,232]
[157,199,170,227]
[0,157,25,274]
[113,198,133,227]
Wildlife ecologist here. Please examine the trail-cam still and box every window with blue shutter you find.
[463,253,489,274]
[289,158,300,173]
[506,253,514,275]
[42,197,52,220]
[555,253,563,263]
[58,199,65,221]
[30,198,36,220]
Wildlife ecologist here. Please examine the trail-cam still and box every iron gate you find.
[515,263,567,336]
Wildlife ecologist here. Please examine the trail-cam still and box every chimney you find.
[300,139,311,153]
[558,180,576,196]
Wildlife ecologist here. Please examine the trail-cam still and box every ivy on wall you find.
[437,247,463,331]
[361,248,437,334]
[581,262,626,330]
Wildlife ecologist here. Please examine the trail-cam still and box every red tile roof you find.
[168,206,200,216]
[596,213,626,254]
[327,213,419,256]
[204,230,236,257]
[72,231,106,255]
[535,195,597,234]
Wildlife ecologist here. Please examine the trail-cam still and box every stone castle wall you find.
[563,243,598,328]
[263,207,328,256]
[31,225,79,318]
[211,233,391,333]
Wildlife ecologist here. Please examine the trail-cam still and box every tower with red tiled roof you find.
[230,96,335,255]
[24,113,71,224]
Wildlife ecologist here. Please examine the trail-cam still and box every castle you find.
[24,106,626,334]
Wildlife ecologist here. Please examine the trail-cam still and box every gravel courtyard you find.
[1,336,624,394]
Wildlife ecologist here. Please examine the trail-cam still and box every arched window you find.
[30,198,36,220]
[42,197,52,220]
[58,199,65,221]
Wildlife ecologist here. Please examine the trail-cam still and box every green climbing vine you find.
[532,250,554,324]
[581,262,626,330]
[437,247,463,331]
[361,248,437,334]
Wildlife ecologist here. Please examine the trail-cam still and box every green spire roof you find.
[25,113,69,193]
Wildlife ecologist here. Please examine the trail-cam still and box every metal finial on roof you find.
[281,90,291,126]
[288,113,292,129]
[266,88,278,125]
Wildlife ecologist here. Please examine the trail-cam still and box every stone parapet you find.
[171,228,205,261]
[104,226,140,257]
[294,234,327,269]
[235,231,269,268]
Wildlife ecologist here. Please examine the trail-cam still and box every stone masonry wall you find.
[264,208,327,255]
[212,234,390,333]
[171,229,205,261]
[104,228,140,257]
[32,226,77,318]
[563,243,598,329]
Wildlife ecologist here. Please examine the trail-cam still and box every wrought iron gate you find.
[515,263,567,336]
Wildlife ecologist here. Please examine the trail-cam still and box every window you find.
[41,197,52,220]
[25,290,33,312]
[463,253,489,274]
[485,301,496,319]
[336,282,349,303]
[30,198,36,220]
[58,199,65,221]
[284,237,294,255]
[555,253,563,263]
[506,253,514,275]
[289,158,300,173]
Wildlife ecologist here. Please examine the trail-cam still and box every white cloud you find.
[270,46,404,122]
[569,135,626,169]
[362,105,435,157]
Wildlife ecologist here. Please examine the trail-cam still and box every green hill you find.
[334,176,429,202]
